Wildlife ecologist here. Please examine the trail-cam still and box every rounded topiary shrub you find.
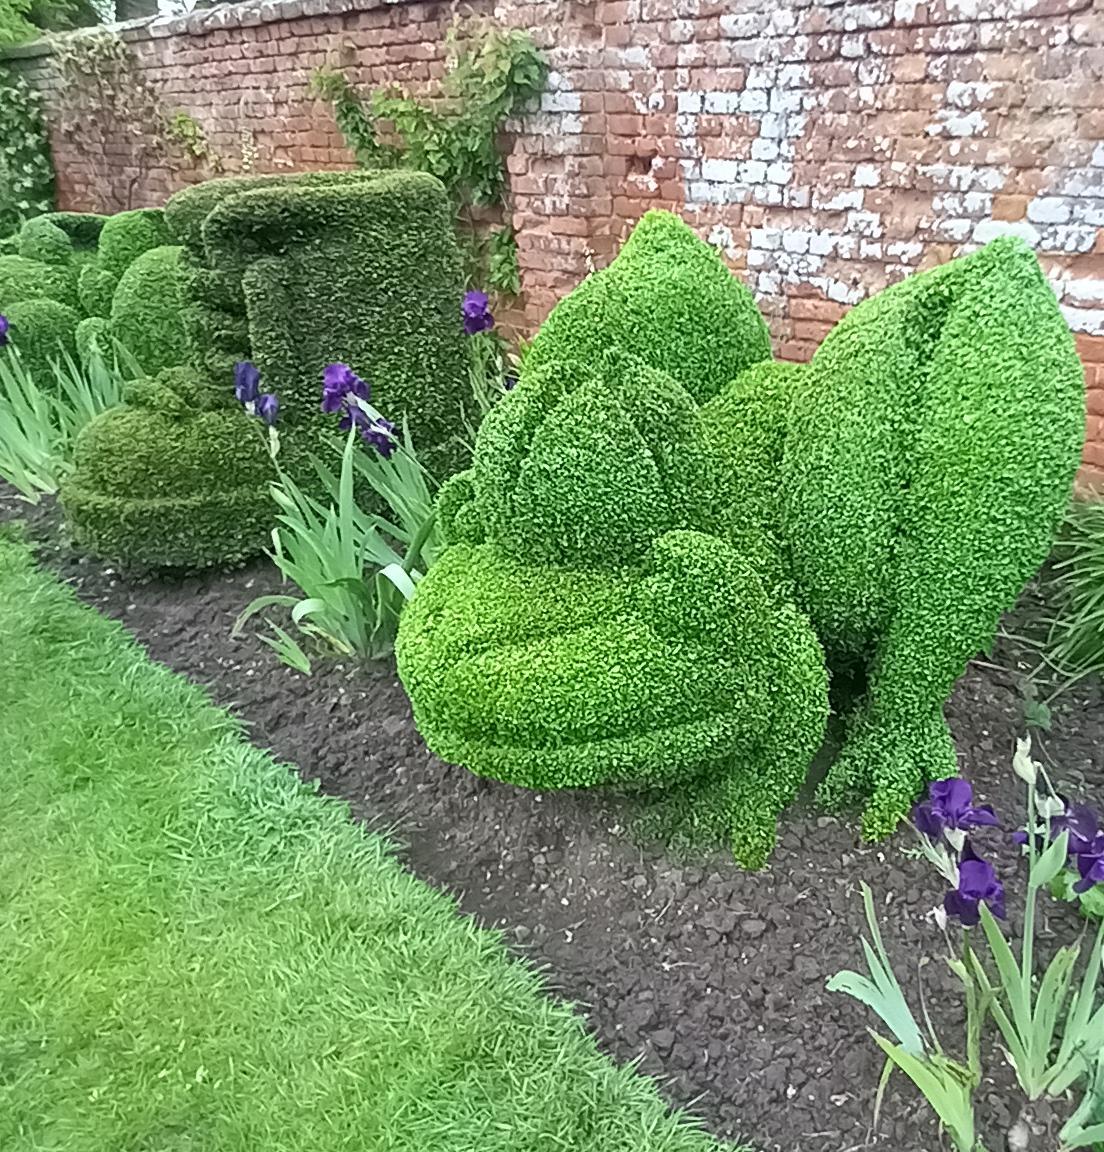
[96,208,170,282]
[108,245,188,375]
[523,210,772,404]
[4,298,80,384]
[62,367,275,569]
[0,254,79,311]
[17,216,74,266]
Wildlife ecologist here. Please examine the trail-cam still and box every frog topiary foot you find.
[816,704,957,840]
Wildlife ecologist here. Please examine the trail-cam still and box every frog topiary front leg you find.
[639,530,829,867]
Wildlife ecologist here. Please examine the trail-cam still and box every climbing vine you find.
[52,29,222,211]
[311,20,546,295]
[0,67,54,236]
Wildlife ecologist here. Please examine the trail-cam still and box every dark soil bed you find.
[4,488,1102,1152]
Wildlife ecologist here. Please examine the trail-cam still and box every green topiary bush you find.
[106,245,188,375]
[523,210,772,404]
[0,253,79,310]
[74,314,108,364]
[3,297,80,383]
[399,217,1083,864]
[397,350,830,868]
[96,208,169,281]
[63,169,472,568]
[780,236,1084,837]
[471,351,716,567]
[17,215,74,265]
[76,209,171,319]
[17,211,104,261]
[63,367,275,569]
[77,265,116,318]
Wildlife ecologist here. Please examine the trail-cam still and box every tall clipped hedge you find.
[200,170,470,471]
[397,349,829,868]
[524,210,771,403]
[780,236,1083,837]
[62,169,472,568]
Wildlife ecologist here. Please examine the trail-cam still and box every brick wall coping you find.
[0,0,424,61]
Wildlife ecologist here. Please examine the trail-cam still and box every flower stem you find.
[1022,784,1038,992]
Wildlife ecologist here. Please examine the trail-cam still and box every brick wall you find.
[5,0,1104,478]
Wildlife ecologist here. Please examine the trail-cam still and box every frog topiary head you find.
[453,350,717,568]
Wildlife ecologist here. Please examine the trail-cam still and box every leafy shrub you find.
[17,214,73,264]
[76,208,170,318]
[0,70,53,235]
[1046,498,1104,681]
[0,253,79,310]
[17,211,103,262]
[471,351,715,567]
[4,297,79,383]
[64,169,471,568]
[523,210,771,404]
[397,349,829,868]
[77,265,115,317]
[201,170,471,471]
[107,244,187,375]
[96,208,168,280]
[74,314,107,363]
[782,237,1084,838]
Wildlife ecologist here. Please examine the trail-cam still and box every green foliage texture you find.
[524,211,772,404]
[398,214,1084,863]
[0,252,78,309]
[106,244,188,375]
[780,236,1084,837]
[397,343,830,869]
[3,295,79,383]
[63,169,472,568]
[0,70,53,236]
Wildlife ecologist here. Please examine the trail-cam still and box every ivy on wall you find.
[0,67,54,236]
[311,20,546,296]
[52,29,221,211]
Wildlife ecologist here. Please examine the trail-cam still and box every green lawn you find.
[0,530,735,1152]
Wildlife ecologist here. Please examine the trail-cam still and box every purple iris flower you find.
[235,361,261,407]
[257,393,279,426]
[1013,801,1100,860]
[0,315,9,347]
[321,362,370,415]
[944,842,1006,926]
[1054,804,1100,857]
[362,416,395,458]
[912,778,998,842]
[1074,834,1104,894]
[462,289,494,335]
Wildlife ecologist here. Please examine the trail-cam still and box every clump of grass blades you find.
[1046,498,1104,682]
[233,422,440,672]
[0,533,742,1152]
[0,342,137,501]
